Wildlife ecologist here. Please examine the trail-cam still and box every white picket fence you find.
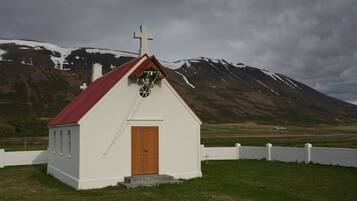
[201,143,357,168]
[1,144,357,168]
[0,149,47,168]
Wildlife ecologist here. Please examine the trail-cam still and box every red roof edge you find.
[47,56,144,127]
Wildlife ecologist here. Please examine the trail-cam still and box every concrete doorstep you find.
[118,174,183,188]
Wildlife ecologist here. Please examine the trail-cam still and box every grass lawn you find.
[201,123,357,148]
[0,160,357,201]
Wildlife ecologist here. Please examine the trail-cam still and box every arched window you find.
[53,131,56,151]
[60,130,63,154]
[68,130,71,155]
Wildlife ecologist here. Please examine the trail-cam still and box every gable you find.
[130,56,168,78]
[48,55,201,127]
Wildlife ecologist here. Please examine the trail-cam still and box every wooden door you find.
[131,126,158,175]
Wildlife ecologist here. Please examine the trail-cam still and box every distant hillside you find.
[0,39,357,135]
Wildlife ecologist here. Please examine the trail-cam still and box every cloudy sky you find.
[0,0,356,104]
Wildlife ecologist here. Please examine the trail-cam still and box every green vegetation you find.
[0,137,47,151]
[0,160,356,201]
[0,117,48,137]
[201,123,357,148]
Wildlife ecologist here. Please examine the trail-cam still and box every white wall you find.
[47,125,80,189]
[203,147,237,160]
[76,58,201,189]
[311,147,357,167]
[240,146,266,160]
[271,147,305,163]
[0,149,47,167]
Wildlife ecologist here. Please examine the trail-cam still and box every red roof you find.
[48,56,143,127]
[48,54,202,127]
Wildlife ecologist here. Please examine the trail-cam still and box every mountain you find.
[0,39,357,135]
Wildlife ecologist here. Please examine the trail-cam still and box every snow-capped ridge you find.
[0,39,75,69]
[84,48,137,58]
[1,39,302,92]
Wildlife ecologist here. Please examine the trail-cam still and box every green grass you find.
[0,160,357,201]
[0,137,48,151]
[201,123,357,148]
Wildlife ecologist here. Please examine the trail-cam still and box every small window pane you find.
[53,131,56,150]
[68,130,71,155]
[60,130,63,153]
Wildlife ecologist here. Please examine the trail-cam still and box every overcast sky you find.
[0,0,356,104]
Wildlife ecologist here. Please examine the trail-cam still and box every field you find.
[1,123,357,151]
[201,123,357,148]
[0,160,357,201]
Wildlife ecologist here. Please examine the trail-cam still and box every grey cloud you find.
[0,0,356,104]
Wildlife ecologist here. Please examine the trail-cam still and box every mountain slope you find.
[163,58,357,123]
[0,39,356,133]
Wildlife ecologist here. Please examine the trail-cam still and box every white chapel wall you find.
[77,72,201,189]
[47,125,80,188]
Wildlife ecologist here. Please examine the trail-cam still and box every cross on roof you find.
[134,25,153,57]
[80,83,87,90]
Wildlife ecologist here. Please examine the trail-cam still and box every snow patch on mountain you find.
[161,60,185,70]
[236,63,246,67]
[184,59,191,68]
[220,60,232,70]
[0,39,74,69]
[261,70,299,89]
[283,76,299,88]
[274,74,299,89]
[175,71,196,89]
[0,49,6,60]
[162,57,248,72]
[21,58,33,66]
[85,48,136,58]
[255,79,280,95]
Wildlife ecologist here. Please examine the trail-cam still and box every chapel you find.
[47,25,202,189]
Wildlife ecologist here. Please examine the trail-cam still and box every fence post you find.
[0,149,4,168]
[200,144,205,161]
[305,143,312,164]
[266,143,272,161]
[235,143,241,160]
